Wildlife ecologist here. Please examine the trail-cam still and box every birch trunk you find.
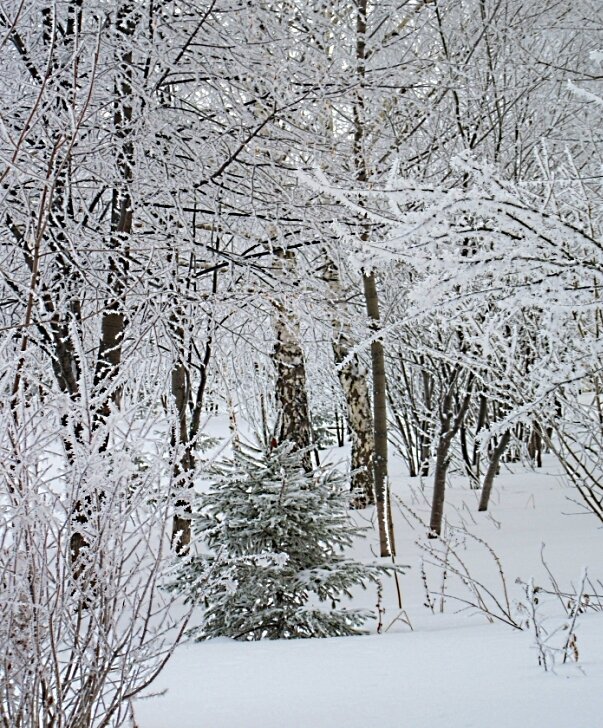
[363,272,395,557]
[327,261,376,507]
[273,307,313,471]
[333,335,375,507]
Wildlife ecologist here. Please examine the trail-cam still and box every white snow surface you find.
[136,425,603,728]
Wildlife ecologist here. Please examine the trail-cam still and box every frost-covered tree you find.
[176,439,396,640]
[303,0,602,530]
[318,143,603,520]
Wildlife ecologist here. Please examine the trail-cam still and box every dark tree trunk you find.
[71,0,135,565]
[429,369,473,538]
[527,422,543,468]
[478,429,511,512]
[353,0,394,556]
[430,432,453,538]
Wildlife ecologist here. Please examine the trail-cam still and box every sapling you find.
[175,438,402,640]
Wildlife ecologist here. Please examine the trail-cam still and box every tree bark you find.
[91,0,135,425]
[170,356,192,552]
[273,304,313,471]
[527,421,543,468]
[363,272,395,557]
[430,431,453,538]
[331,299,375,506]
[419,367,434,476]
[169,261,214,554]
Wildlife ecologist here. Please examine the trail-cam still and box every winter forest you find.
[1,0,603,726]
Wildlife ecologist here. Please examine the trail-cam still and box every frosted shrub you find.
[0,402,188,728]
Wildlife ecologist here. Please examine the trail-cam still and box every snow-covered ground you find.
[135,428,603,728]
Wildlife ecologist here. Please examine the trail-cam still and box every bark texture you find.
[333,335,375,507]
[363,272,395,557]
[273,307,313,471]
[170,357,193,553]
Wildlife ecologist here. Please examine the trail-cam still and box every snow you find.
[135,436,603,728]
[136,618,603,728]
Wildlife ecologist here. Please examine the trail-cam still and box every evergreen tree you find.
[176,439,398,640]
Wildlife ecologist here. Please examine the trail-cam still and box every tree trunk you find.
[353,0,394,557]
[170,357,193,553]
[429,370,473,537]
[478,429,511,512]
[273,306,313,471]
[91,0,135,425]
[363,271,395,557]
[419,368,434,476]
[333,324,375,507]
[527,422,543,468]
[430,432,453,538]
[169,320,212,554]
[324,251,375,503]
[71,0,135,565]
[472,394,489,475]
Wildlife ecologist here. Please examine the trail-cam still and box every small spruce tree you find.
[176,439,395,640]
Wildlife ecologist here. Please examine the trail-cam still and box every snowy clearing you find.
[136,451,603,728]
